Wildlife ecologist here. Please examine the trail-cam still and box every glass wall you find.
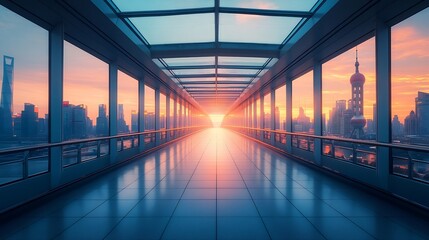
[63,41,109,140]
[391,7,429,146]
[117,70,138,133]
[256,98,260,128]
[160,93,166,129]
[263,92,271,129]
[322,38,376,140]
[391,7,429,181]
[292,71,313,134]
[170,96,175,128]
[275,85,286,130]
[0,5,49,149]
[144,85,155,130]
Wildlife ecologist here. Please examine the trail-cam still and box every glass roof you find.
[162,57,215,66]
[173,69,216,75]
[218,57,270,66]
[220,14,302,44]
[113,0,213,12]
[103,0,329,107]
[217,69,259,75]
[220,0,318,12]
[130,14,214,45]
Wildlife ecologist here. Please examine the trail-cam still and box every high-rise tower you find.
[0,56,14,137]
[349,49,366,139]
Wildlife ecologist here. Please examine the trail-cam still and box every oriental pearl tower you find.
[349,49,366,139]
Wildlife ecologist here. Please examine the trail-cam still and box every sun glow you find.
[209,114,225,128]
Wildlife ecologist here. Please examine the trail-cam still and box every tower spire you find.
[355,48,359,73]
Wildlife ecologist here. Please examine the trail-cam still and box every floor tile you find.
[105,217,169,240]
[174,200,216,217]
[263,217,325,240]
[308,217,375,240]
[162,217,216,240]
[217,217,270,240]
[127,199,179,217]
[217,200,259,217]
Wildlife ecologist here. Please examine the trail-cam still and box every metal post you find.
[313,63,322,165]
[166,92,171,141]
[49,23,64,188]
[376,19,391,189]
[109,63,118,161]
[138,79,145,151]
[286,79,292,152]
[155,88,161,145]
[271,87,276,145]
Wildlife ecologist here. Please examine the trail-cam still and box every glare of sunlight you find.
[209,114,225,128]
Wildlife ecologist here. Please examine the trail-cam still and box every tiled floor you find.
[1,128,429,239]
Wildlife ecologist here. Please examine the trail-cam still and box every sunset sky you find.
[1,4,428,130]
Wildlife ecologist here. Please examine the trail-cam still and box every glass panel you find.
[275,85,286,130]
[112,0,213,12]
[173,69,215,75]
[118,71,138,133]
[292,71,313,133]
[391,7,429,146]
[177,100,182,127]
[0,6,49,150]
[218,56,270,66]
[220,0,318,12]
[263,93,271,129]
[179,78,215,82]
[130,14,214,45]
[64,42,109,140]
[322,38,376,140]
[144,85,155,130]
[256,98,260,128]
[217,77,252,82]
[162,57,215,66]
[217,69,259,75]
[219,14,301,44]
[160,93,167,129]
[170,97,175,128]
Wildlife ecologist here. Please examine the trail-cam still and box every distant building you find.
[21,103,38,137]
[144,111,155,130]
[0,56,14,137]
[63,101,90,140]
[96,104,108,136]
[349,49,366,139]
[275,107,280,130]
[392,115,403,137]
[404,110,418,135]
[293,107,311,132]
[131,110,138,132]
[416,91,429,135]
[117,104,129,133]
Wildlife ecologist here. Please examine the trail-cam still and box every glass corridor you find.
[1,128,428,239]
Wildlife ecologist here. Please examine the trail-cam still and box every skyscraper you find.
[21,103,38,137]
[416,91,429,135]
[0,56,14,137]
[131,110,138,132]
[349,49,366,139]
[96,104,108,136]
[117,104,129,133]
[404,110,418,135]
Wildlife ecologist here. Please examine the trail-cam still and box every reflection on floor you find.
[1,128,429,239]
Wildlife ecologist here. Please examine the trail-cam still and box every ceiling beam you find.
[118,7,312,18]
[150,42,279,58]
[166,65,262,70]
[181,81,250,85]
[176,73,255,78]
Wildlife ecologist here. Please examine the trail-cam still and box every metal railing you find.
[0,126,207,186]
[226,125,429,183]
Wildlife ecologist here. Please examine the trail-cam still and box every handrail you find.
[225,126,429,153]
[0,125,209,155]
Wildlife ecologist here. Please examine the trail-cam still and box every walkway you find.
[1,129,428,239]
